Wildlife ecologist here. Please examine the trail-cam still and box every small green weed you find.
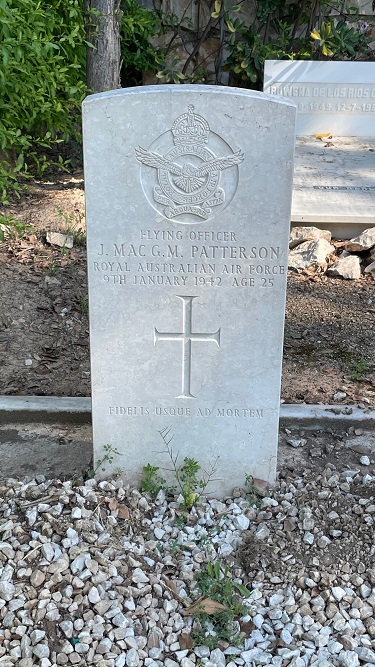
[0,214,31,241]
[350,357,370,382]
[165,427,218,510]
[91,443,121,477]
[169,539,181,555]
[155,541,164,555]
[140,463,167,497]
[140,428,218,510]
[245,474,263,507]
[79,296,88,316]
[56,206,86,246]
[177,456,207,512]
[45,258,59,275]
[192,561,251,648]
[174,514,188,528]
[160,427,218,511]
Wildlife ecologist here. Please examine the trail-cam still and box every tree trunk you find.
[85,0,121,93]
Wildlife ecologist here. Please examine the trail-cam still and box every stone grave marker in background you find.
[289,136,375,239]
[263,60,375,136]
[83,85,296,494]
[264,61,375,239]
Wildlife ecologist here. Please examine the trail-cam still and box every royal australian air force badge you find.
[135,105,244,224]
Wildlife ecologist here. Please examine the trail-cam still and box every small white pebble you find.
[360,455,370,466]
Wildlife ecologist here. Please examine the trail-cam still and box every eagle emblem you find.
[135,105,244,221]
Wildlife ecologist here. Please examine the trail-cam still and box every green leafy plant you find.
[159,426,218,511]
[78,296,88,316]
[120,0,162,86]
[169,539,181,555]
[350,357,370,381]
[140,428,218,510]
[0,213,31,241]
[245,473,263,506]
[156,55,187,84]
[311,19,368,58]
[192,561,251,648]
[1,0,369,200]
[174,513,188,527]
[155,541,164,555]
[140,463,167,498]
[0,0,87,202]
[121,1,207,86]
[223,0,368,88]
[153,0,367,89]
[92,443,121,477]
[176,456,207,511]
[56,206,86,246]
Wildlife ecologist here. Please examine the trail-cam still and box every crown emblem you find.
[135,106,244,222]
[171,105,209,145]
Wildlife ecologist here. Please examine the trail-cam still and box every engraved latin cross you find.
[154,295,221,399]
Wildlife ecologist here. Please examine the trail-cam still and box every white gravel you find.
[0,452,375,667]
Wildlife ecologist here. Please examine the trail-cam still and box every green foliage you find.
[158,426,218,511]
[78,296,88,315]
[310,20,368,59]
[175,456,207,511]
[120,0,162,86]
[225,20,301,85]
[92,443,121,477]
[1,0,369,199]
[0,0,87,202]
[349,357,370,381]
[140,428,218,510]
[120,0,206,85]
[193,561,251,648]
[123,0,368,89]
[245,474,263,506]
[55,206,86,246]
[197,561,251,602]
[0,213,31,241]
[140,463,167,497]
[223,0,369,88]
[156,56,187,84]
[140,455,207,509]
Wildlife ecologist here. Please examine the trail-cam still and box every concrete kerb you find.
[0,396,374,429]
[280,403,375,429]
[0,396,374,480]
[0,396,92,425]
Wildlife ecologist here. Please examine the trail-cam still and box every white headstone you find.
[264,60,375,136]
[83,85,296,495]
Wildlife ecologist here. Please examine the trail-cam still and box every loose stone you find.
[126,648,140,667]
[0,581,15,601]
[30,630,46,645]
[33,644,50,659]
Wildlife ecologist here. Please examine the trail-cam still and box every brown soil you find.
[1,174,374,404]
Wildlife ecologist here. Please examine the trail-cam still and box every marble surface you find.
[264,60,375,137]
[83,85,296,494]
[292,136,375,238]
[354,0,375,13]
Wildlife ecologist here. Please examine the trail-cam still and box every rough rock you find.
[0,581,15,601]
[46,231,74,249]
[364,260,375,276]
[289,226,332,249]
[345,227,375,252]
[327,255,361,280]
[288,238,335,271]
[0,452,374,667]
